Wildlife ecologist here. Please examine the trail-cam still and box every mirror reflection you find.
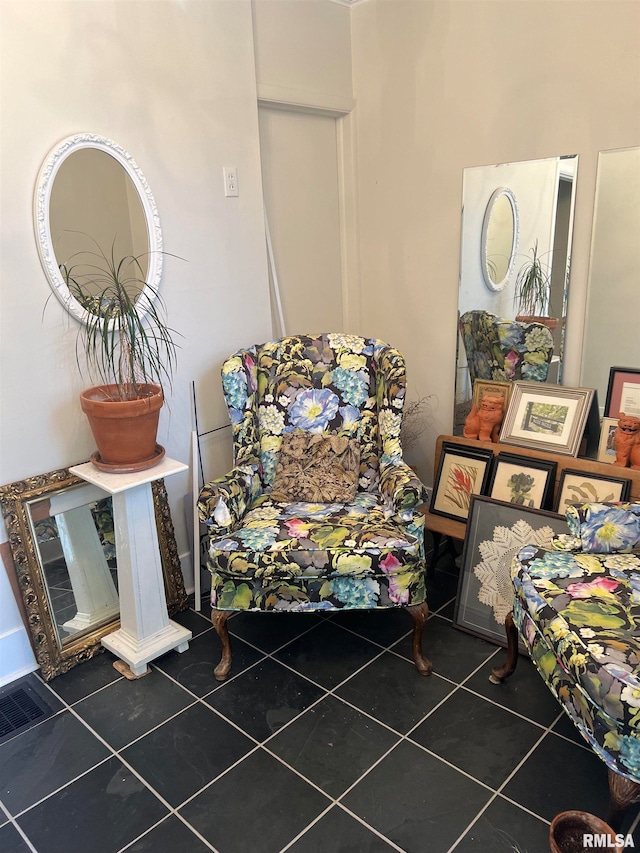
[482,188,518,290]
[581,146,640,411]
[29,485,119,646]
[455,154,578,432]
[50,147,149,309]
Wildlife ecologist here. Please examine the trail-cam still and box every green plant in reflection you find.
[58,235,180,402]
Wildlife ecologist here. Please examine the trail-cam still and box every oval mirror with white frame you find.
[481,187,519,291]
[34,133,163,324]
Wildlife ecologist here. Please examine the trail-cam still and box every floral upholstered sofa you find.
[197,333,431,681]
[493,501,640,828]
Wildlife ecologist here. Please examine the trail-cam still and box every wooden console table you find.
[423,434,640,570]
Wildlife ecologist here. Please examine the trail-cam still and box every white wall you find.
[350,0,640,486]
[252,0,353,111]
[0,0,273,683]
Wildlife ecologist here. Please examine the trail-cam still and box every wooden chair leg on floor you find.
[606,769,640,832]
[211,609,233,681]
[489,611,519,684]
[407,602,432,676]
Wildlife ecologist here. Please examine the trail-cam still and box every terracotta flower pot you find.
[515,314,560,331]
[549,811,623,852]
[80,384,164,472]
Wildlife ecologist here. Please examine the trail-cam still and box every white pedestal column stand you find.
[57,505,120,633]
[46,482,120,634]
[69,457,192,678]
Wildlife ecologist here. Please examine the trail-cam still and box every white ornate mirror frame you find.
[33,133,163,325]
[480,187,519,291]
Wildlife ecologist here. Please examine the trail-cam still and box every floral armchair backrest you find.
[221,333,407,492]
[459,310,554,383]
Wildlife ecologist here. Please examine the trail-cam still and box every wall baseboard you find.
[0,627,37,688]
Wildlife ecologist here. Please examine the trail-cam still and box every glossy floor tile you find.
[1,548,639,852]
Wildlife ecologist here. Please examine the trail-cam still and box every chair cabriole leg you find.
[489,610,519,684]
[606,768,640,832]
[211,609,233,681]
[407,601,432,676]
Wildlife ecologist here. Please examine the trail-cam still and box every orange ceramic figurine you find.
[613,413,640,469]
[463,394,504,443]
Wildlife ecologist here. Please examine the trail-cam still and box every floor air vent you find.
[0,686,52,743]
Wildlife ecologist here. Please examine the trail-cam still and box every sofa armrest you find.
[379,458,429,515]
[197,463,262,535]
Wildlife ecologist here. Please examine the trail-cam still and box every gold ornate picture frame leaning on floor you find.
[0,466,188,680]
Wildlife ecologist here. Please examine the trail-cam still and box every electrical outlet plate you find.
[223,166,238,197]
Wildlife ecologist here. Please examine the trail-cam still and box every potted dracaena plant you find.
[61,240,179,473]
[513,240,559,331]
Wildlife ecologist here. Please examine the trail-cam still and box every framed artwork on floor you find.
[605,367,640,419]
[486,452,556,510]
[454,496,570,650]
[555,469,631,513]
[499,381,595,456]
[597,417,620,464]
[430,443,493,522]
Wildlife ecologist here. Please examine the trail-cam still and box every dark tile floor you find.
[1,544,639,853]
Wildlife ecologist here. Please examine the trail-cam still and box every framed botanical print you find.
[486,452,556,510]
[500,381,595,456]
[454,496,570,650]
[430,443,493,522]
[555,469,631,512]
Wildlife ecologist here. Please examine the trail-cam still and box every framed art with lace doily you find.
[454,496,569,650]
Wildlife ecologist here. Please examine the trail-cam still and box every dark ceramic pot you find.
[549,811,622,852]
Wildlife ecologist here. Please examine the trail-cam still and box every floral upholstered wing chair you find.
[459,310,554,384]
[197,333,432,681]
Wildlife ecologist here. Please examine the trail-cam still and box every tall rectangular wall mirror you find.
[455,155,578,432]
[581,146,640,411]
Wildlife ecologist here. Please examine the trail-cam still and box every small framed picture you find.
[555,469,631,512]
[500,381,595,456]
[472,379,512,412]
[430,443,493,522]
[454,496,570,649]
[605,367,640,418]
[486,452,556,510]
[598,417,620,464]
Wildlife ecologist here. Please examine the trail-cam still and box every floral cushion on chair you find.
[208,492,426,611]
